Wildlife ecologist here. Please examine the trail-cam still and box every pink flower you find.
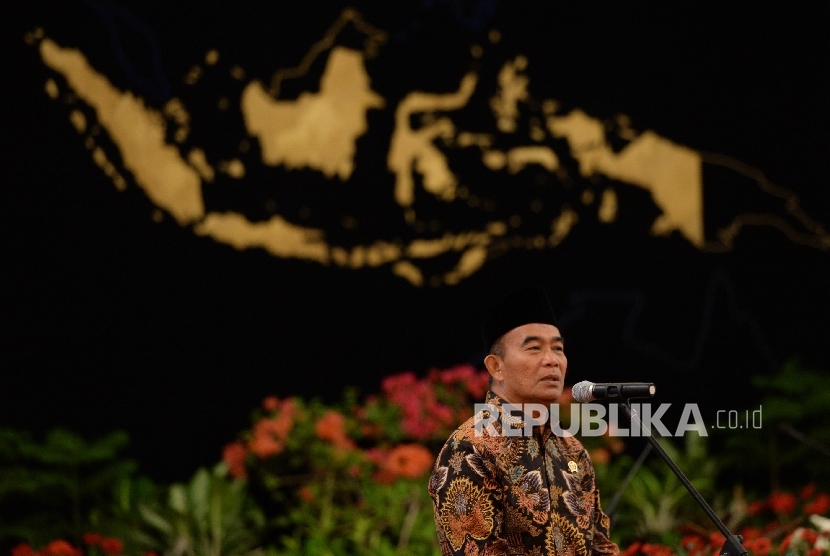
[430,402,455,425]
[378,367,494,442]
[381,372,417,397]
[433,364,476,385]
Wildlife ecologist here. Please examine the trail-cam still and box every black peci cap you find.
[481,286,558,352]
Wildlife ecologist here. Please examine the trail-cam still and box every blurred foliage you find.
[604,433,718,546]
[132,464,265,556]
[716,359,830,494]
[0,428,136,549]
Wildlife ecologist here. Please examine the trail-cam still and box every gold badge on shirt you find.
[568,460,578,472]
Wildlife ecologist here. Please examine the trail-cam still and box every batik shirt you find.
[428,391,620,556]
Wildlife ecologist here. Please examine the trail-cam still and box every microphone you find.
[572,380,656,402]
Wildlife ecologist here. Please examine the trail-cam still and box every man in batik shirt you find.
[429,287,620,556]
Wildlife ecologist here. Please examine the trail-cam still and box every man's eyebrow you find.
[521,335,565,345]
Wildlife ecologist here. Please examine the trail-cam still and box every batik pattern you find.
[429,391,620,556]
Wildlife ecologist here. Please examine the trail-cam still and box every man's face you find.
[488,322,567,405]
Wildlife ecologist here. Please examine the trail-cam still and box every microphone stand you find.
[617,400,746,556]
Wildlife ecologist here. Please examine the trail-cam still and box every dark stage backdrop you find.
[2,1,829,481]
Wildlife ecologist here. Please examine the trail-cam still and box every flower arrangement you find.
[3,360,829,556]
[618,485,830,556]
[219,364,491,554]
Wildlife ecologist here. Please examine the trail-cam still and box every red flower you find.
[373,444,434,483]
[43,541,81,556]
[639,543,673,556]
[315,410,356,451]
[359,421,383,438]
[588,447,611,464]
[763,521,780,533]
[81,533,102,546]
[709,532,726,551]
[740,527,762,542]
[801,483,817,500]
[222,440,248,478]
[248,398,296,458]
[802,529,819,545]
[11,543,38,556]
[606,436,626,455]
[299,485,314,502]
[262,396,280,412]
[751,537,771,556]
[768,491,797,515]
[681,534,705,556]
[804,493,830,515]
[99,538,123,556]
[746,500,766,515]
[807,549,821,556]
[620,541,642,556]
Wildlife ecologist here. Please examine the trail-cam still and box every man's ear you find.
[484,354,502,379]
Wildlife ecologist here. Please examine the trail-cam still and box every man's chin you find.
[535,387,563,405]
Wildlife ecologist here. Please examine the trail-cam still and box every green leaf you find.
[138,503,174,535]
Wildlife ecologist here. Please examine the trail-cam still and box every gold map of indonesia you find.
[30,9,829,287]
